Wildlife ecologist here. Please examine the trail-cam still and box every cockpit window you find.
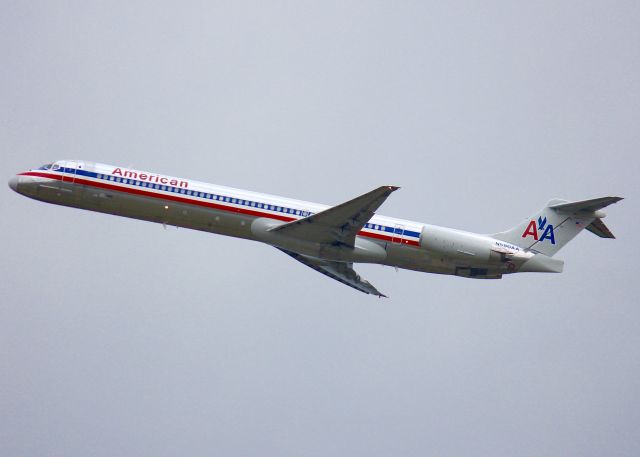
[38,163,53,170]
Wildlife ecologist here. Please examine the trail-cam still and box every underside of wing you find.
[278,248,387,297]
[270,186,399,247]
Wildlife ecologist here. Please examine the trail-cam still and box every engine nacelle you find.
[420,225,533,271]
[420,225,495,262]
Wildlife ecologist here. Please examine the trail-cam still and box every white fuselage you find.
[10,160,539,279]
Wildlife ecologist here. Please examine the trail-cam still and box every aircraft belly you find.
[108,190,257,239]
[38,183,258,240]
[383,242,429,269]
[379,243,449,275]
[384,242,512,278]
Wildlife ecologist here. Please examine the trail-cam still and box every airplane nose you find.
[8,175,19,192]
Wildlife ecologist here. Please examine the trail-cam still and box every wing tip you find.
[603,196,623,205]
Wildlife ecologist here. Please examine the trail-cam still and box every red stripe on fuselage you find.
[19,171,421,247]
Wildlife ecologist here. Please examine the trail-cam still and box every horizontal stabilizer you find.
[585,218,615,239]
[550,196,623,214]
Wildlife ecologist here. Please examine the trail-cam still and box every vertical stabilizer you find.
[492,197,622,257]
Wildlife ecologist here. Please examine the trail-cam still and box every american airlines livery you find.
[9,161,622,297]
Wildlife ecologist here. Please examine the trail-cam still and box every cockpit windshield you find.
[37,163,60,170]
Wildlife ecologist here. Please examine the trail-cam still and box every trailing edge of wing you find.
[278,248,387,297]
[270,186,399,247]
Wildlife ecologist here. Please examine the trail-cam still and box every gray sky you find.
[1,1,639,456]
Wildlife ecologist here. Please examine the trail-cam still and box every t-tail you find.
[492,196,623,258]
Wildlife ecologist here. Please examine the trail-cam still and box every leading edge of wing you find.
[270,185,400,248]
[277,248,387,297]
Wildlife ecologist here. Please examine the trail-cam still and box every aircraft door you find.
[392,224,405,244]
[62,160,78,183]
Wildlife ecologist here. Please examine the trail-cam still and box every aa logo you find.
[522,216,556,244]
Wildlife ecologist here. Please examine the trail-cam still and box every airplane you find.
[8,160,622,297]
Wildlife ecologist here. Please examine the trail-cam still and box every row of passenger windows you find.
[95,173,316,217]
[365,223,386,231]
[94,172,395,233]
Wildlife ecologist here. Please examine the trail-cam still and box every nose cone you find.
[8,175,19,192]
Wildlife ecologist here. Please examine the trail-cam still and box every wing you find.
[278,248,387,297]
[270,186,399,248]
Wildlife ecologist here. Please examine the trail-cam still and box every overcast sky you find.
[1,1,639,456]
